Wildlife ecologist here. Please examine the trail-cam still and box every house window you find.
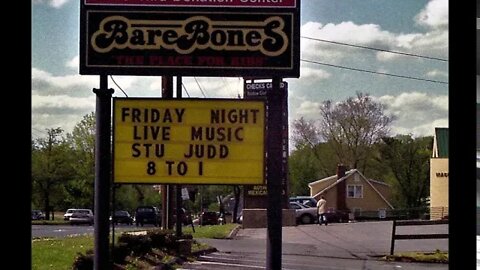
[347,185,363,198]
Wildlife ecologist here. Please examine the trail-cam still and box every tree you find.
[318,92,394,170]
[64,112,96,209]
[291,117,321,150]
[290,118,337,193]
[32,128,74,219]
[379,135,433,209]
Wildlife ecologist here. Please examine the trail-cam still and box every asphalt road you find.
[31,224,158,238]
[32,220,449,269]
[182,220,449,270]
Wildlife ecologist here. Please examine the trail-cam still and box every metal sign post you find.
[93,75,114,270]
[266,77,283,270]
[176,76,183,237]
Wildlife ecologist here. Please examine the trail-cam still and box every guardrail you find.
[390,219,449,255]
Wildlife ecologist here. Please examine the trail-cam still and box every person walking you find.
[317,196,328,226]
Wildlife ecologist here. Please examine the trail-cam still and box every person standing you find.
[317,196,328,226]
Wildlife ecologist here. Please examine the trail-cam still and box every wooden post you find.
[390,219,396,255]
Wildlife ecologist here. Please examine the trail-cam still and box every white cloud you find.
[376,52,400,62]
[32,94,96,137]
[301,21,396,63]
[301,2,448,64]
[66,56,79,69]
[426,69,448,79]
[295,100,321,117]
[33,0,72,8]
[377,92,448,137]
[32,94,95,112]
[32,67,98,93]
[299,65,331,83]
[415,0,448,29]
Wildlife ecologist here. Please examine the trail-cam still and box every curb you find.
[226,224,242,239]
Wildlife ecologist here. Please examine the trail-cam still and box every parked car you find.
[31,210,45,220]
[290,201,317,224]
[135,206,161,227]
[173,208,192,226]
[289,196,318,208]
[324,210,349,223]
[63,208,77,221]
[236,210,243,224]
[110,210,134,225]
[69,209,94,225]
[199,211,219,225]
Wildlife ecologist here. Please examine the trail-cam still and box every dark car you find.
[200,211,219,225]
[324,210,349,223]
[135,206,161,227]
[173,208,193,226]
[32,210,45,220]
[110,210,134,225]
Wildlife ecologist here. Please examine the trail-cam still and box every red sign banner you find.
[84,0,296,8]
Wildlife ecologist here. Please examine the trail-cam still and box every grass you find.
[32,223,237,269]
[32,212,69,225]
[32,220,69,225]
[184,223,238,239]
[384,250,448,263]
[32,235,93,270]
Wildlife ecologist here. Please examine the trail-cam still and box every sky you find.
[31,0,448,145]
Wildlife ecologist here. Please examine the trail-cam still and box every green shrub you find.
[147,229,175,249]
[72,250,93,270]
[118,234,152,256]
[112,242,130,264]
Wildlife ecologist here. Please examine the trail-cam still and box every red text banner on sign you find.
[84,0,296,8]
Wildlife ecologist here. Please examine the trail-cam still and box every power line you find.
[182,83,191,97]
[193,77,207,98]
[301,58,448,85]
[301,36,448,62]
[109,76,129,97]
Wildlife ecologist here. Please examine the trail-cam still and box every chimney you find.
[336,164,347,211]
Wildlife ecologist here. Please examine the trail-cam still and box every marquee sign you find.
[80,1,300,77]
[113,98,265,184]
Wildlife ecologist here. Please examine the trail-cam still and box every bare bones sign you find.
[80,1,300,77]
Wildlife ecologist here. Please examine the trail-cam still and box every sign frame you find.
[112,97,266,185]
[79,1,300,77]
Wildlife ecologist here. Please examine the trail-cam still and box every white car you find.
[290,201,317,224]
[63,208,77,221]
[69,209,94,225]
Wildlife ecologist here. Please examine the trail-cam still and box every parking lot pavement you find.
[235,220,448,259]
[477,236,480,269]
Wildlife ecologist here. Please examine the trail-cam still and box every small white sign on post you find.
[181,188,190,201]
[378,209,386,219]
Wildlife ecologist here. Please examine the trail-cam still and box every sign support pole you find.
[162,76,175,229]
[266,77,283,270]
[176,76,183,237]
[93,74,114,270]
